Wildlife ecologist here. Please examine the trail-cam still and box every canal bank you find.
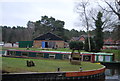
[2,60,120,81]
[2,66,105,81]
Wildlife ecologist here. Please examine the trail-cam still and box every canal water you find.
[104,64,120,81]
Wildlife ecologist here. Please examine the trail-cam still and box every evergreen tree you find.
[94,11,104,52]
[33,16,65,39]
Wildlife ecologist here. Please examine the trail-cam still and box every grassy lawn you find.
[2,57,103,73]
[2,47,85,52]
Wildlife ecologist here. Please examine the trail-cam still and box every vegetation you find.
[94,11,104,52]
[1,15,116,46]
[84,37,95,52]
[102,0,120,41]
[33,16,65,39]
[1,16,87,44]
[69,41,83,50]
[2,57,103,73]
[2,26,32,45]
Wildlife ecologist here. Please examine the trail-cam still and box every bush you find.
[69,41,83,50]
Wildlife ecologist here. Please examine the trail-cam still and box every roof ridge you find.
[34,32,63,40]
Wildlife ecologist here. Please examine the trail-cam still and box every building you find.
[103,38,120,49]
[70,35,88,43]
[33,32,64,48]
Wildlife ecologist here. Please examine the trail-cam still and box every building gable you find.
[34,32,63,41]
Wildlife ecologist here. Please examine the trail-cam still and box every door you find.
[42,41,45,48]
[45,42,48,48]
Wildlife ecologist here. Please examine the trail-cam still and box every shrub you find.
[69,41,83,50]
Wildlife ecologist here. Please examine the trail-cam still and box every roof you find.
[104,38,120,45]
[70,35,87,41]
[71,37,80,41]
[7,49,113,55]
[34,32,63,41]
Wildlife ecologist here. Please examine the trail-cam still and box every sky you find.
[0,0,109,31]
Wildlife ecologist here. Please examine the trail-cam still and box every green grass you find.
[2,57,103,73]
[2,47,85,52]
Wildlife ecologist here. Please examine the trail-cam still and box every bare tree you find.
[89,8,116,31]
[99,0,120,40]
[104,0,120,19]
[75,0,91,51]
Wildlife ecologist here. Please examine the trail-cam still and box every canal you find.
[104,64,120,81]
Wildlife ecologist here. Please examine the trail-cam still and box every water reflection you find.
[105,65,120,81]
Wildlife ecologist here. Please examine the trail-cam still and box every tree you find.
[69,41,84,50]
[94,11,104,51]
[75,0,91,51]
[100,0,120,40]
[84,37,95,52]
[69,41,84,65]
[90,8,115,51]
[33,16,65,39]
[2,26,33,44]
[70,29,79,37]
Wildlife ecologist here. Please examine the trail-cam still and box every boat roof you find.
[7,49,113,55]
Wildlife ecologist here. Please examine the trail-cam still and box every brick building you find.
[33,32,64,48]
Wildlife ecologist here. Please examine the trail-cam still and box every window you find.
[63,54,69,59]
[22,52,28,57]
[83,55,91,61]
[36,53,44,58]
[49,54,55,59]
[9,51,16,56]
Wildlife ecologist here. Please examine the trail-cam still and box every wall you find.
[33,40,64,48]
[19,41,33,48]
[33,40,42,48]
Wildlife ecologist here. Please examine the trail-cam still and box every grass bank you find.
[2,57,103,73]
[2,47,72,52]
[2,47,86,52]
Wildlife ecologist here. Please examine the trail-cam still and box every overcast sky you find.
[0,0,109,30]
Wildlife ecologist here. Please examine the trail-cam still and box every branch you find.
[105,0,120,16]
[98,3,113,12]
